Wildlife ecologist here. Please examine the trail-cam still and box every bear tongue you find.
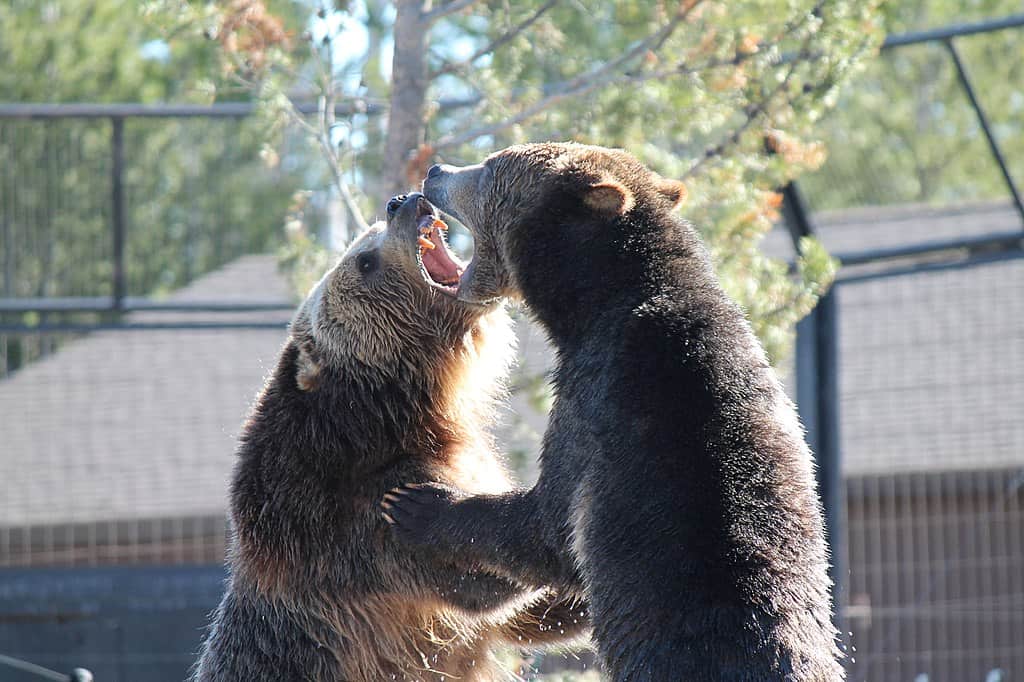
[422,243,462,285]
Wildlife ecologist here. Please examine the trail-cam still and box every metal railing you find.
[0,103,322,324]
[0,654,91,682]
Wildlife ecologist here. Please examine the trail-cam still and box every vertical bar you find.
[816,287,846,617]
[111,117,126,310]
[801,288,847,630]
[785,181,847,633]
[781,182,814,246]
[795,312,819,450]
[1,119,13,296]
[945,39,1024,226]
[2,214,13,296]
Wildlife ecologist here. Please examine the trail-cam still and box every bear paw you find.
[381,482,460,548]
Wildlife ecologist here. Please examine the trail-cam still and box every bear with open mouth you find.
[384,144,843,681]
[192,194,587,682]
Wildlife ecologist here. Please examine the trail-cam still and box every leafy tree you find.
[800,0,1024,210]
[181,0,880,364]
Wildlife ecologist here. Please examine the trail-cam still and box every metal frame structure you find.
[782,13,1024,633]
[878,13,1024,227]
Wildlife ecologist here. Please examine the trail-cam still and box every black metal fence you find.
[781,16,1024,680]
[2,14,1024,682]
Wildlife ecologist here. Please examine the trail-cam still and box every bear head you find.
[421,142,687,309]
[289,193,512,393]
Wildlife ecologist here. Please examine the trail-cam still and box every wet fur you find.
[193,202,586,682]
[390,143,842,680]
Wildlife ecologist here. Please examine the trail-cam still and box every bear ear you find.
[583,179,635,216]
[655,177,687,212]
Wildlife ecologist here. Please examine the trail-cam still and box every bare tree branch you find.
[422,0,479,24]
[432,0,705,150]
[432,0,558,78]
[558,0,701,95]
[279,32,371,236]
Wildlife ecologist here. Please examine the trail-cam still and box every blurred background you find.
[0,1,1022,680]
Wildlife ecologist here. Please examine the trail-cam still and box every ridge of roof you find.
[812,199,1018,227]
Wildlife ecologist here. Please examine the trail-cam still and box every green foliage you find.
[253,0,875,363]
[800,0,1024,210]
[0,1,192,102]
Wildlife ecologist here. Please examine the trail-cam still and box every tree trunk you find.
[383,0,429,198]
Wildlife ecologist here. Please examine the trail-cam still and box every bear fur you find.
[193,193,586,682]
[385,143,843,680]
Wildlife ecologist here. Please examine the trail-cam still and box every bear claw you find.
[382,482,460,547]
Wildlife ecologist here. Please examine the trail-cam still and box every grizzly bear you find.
[383,143,843,680]
[193,193,587,682]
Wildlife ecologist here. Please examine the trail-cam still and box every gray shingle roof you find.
[829,230,1024,475]
[0,255,292,527]
[766,202,1024,476]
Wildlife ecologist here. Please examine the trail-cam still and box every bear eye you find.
[356,251,379,276]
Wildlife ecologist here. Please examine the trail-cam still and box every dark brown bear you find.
[384,143,843,681]
[193,193,586,682]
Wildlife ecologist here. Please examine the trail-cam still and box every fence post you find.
[795,282,847,640]
[813,289,845,614]
[111,116,126,310]
[784,183,846,628]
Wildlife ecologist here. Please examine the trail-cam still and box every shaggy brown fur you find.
[193,194,586,682]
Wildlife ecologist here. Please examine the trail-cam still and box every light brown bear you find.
[193,193,587,682]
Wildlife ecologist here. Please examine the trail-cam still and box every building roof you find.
[0,255,292,527]
[765,201,1024,476]
[2,203,1022,529]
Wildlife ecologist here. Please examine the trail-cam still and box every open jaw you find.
[416,213,465,296]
